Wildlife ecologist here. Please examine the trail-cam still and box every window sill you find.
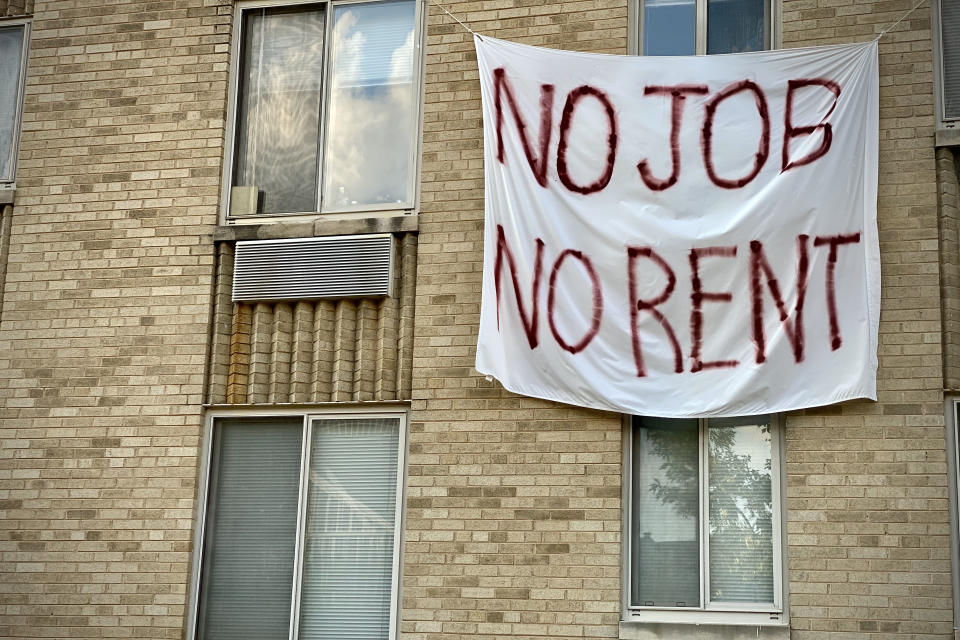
[213,213,418,242]
[936,127,960,148]
[620,621,790,640]
[0,188,14,205]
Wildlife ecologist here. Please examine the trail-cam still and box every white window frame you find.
[621,414,789,627]
[186,406,409,640]
[627,0,780,56]
[0,17,31,187]
[221,0,427,224]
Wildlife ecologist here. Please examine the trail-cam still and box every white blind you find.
[196,419,303,640]
[942,0,960,120]
[298,417,401,639]
[707,418,775,604]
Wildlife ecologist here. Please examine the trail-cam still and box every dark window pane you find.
[643,0,696,56]
[707,0,768,54]
[234,5,326,214]
[196,418,303,640]
[631,416,700,607]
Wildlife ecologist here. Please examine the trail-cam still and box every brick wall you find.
[0,1,230,637]
[0,0,33,18]
[406,2,628,639]
[940,148,960,389]
[0,0,955,639]
[406,2,956,640]
[781,1,952,638]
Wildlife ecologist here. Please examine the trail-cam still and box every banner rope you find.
[875,0,928,40]
[430,0,481,39]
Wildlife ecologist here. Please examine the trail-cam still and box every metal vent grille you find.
[233,235,394,302]
[943,0,960,121]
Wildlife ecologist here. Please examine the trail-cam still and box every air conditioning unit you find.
[232,234,395,302]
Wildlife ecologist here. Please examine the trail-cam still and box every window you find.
[636,0,773,56]
[947,400,960,630]
[225,0,423,219]
[0,18,29,185]
[191,412,406,640]
[625,414,785,625]
[934,0,959,133]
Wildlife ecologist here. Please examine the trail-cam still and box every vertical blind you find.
[298,418,401,639]
[196,419,303,640]
[197,416,402,640]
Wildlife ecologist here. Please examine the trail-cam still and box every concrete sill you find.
[936,127,960,147]
[214,213,418,242]
[620,621,790,640]
[0,189,14,206]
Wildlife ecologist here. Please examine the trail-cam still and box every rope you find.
[875,0,928,40]
[430,0,480,39]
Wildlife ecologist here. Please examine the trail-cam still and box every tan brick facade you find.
[0,1,228,637]
[0,1,956,640]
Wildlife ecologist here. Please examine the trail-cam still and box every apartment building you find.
[0,0,958,639]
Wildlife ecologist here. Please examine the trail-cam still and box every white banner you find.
[474,35,879,417]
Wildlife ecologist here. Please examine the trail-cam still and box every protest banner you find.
[474,36,879,417]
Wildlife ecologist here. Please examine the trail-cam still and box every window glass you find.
[298,418,401,639]
[640,0,770,56]
[941,0,960,119]
[707,417,774,603]
[643,0,696,56]
[0,25,25,181]
[322,0,417,209]
[706,0,768,53]
[630,415,778,613]
[234,5,326,214]
[195,415,404,639]
[230,0,419,217]
[196,418,303,640]
[631,417,700,607]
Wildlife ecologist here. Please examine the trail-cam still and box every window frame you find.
[221,0,427,224]
[621,414,789,627]
[0,16,31,187]
[186,407,409,640]
[933,0,959,144]
[946,398,960,630]
[627,0,780,56]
